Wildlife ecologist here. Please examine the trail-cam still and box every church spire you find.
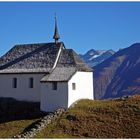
[53,14,60,44]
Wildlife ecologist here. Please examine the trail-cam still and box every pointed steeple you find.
[53,14,60,44]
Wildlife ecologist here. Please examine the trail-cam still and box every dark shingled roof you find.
[41,49,92,82]
[0,42,63,73]
[0,42,92,81]
[41,67,77,82]
[57,49,93,72]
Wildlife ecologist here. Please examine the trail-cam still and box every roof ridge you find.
[14,42,63,47]
[52,43,64,70]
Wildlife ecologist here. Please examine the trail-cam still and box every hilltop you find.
[34,95,140,138]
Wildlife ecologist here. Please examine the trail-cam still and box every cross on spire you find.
[53,13,60,44]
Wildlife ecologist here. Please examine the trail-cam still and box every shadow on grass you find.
[0,97,48,124]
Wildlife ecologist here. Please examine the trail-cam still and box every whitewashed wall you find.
[41,72,94,112]
[0,74,44,102]
[68,72,94,107]
[40,82,68,112]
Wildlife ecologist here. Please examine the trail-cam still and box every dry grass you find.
[0,119,39,138]
[0,96,139,138]
[35,95,140,138]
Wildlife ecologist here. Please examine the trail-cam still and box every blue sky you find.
[0,2,140,56]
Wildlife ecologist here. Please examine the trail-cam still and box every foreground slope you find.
[35,95,140,138]
[94,43,140,99]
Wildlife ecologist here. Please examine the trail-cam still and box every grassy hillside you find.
[0,96,139,138]
[0,119,39,138]
[35,95,140,138]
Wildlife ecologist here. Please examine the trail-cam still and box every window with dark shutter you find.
[29,77,33,88]
[52,82,57,90]
[12,78,17,88]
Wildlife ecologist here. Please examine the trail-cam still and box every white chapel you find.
[0,17,94,112]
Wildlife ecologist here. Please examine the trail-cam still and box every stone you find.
[35,124,41,128]
[43,116,49,120]
[12,108,66,138]
[66,115,77,121]
[31,128,36,132]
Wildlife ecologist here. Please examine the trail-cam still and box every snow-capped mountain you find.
[80,49,115,67]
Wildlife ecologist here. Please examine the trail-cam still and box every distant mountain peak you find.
[106,49,115,54]
[85,49,97,55]
[80,48,115,67]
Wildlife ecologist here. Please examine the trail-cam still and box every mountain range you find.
[93,43,140,99]
[80,49,115,67]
